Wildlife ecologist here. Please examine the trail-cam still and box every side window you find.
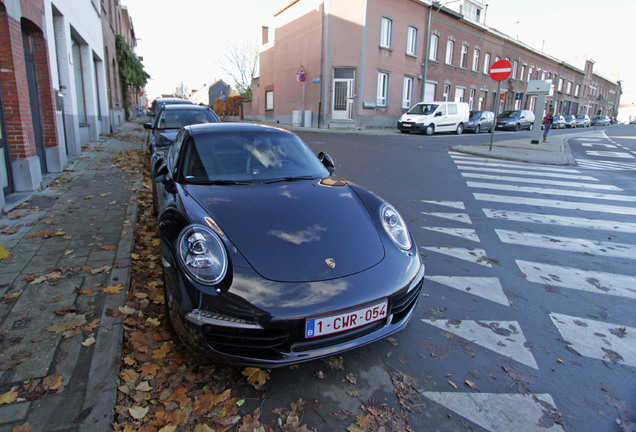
[438,105,446,116]
[169,130,186,173]
[448,104,458,115]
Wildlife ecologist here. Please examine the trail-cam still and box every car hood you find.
[186,179,385,283]
[156,129,179,144]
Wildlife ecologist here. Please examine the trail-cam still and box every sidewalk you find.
[0,121,145,432]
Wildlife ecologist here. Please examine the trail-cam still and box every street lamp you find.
[421,0,462,102]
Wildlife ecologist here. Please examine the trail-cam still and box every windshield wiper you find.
[206,179,253,185]
[262,176,317,184]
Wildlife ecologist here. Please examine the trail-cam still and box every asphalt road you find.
[248,125,636,432]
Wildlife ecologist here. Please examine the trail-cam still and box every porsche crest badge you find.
[325,258,336,269]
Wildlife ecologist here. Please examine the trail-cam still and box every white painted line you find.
[420,246,492,267]
[421,200,466,210]
[420,392,566,432]
[581,143,617,148]
[517,260,636,300]
[484,208,636,233]
[575,160,636,171]
[457,165,599,180]
[461,172,622,190]
[451,156,579,173]
[474,193,636,216]
[422,227,480,242]
[425,276,509,306]
[422,212,473,224]
[585,151,635,159]
[496,229,636,260]
[466,181,636,202]
[422,319,539,369]
[550,313,636,368]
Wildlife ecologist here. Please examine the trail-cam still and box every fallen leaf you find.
[0,389,18,405]
[313,370,327,379]
[448,380,458,389]
[0,245,10,260]
[128,405,148,420]
[104,284,123,294]
[464,379,480,392]
[242,367,270,386]
[152,342,171,360]
[135,381,152,392]
[329,409,355,421]
[82,335,96,347]
[42,374,64,392]
[139,363,160,378]
[193,425,215,432]
[12,422,32,432]
[346,390,361,397]
[343,373,358,385]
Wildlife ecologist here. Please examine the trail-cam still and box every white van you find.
[398,101,470,135]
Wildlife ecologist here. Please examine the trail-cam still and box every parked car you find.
[144,104,220,153]
[592,115,611,126]
[552,115,566,129]
[398,101,470,135]
[630,119,636,124]
[495,110,535,131]
[575,114,591,128]
[563,115,577,128]
[465,110,495,133]
[147,97,194,117]
[152,123,425,366]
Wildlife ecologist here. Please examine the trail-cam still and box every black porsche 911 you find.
[152,123,424,367]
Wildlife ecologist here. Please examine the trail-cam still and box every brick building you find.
[101,0,125,133]
[0,0,61,209]
[247,0,622,129]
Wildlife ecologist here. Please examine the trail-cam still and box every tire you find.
[456,124,463,135]
[425,124,435,136]
[515,123,520,131]
[474,125,480,134]
[528,123,533,131]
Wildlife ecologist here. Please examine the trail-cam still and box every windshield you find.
[407,104,438,115]
[499,111,519,119]
[179,130,330,183]
[157,109,219,130]
[469,111,482,120]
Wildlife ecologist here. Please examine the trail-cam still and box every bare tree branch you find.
[218,37,259,100]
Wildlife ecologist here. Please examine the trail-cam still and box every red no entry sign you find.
[489,59,512,81]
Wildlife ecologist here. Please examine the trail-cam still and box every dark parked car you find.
[147,97,194,117]
[152,123,425,367]
[575,114,591,127]
[144,105,220,153]
[496,110,535,131]
[563,115,577,128]
[465,110,494,133]
[592,115,611,126]
[552,115,566,129]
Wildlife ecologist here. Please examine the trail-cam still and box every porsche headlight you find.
[178,225,227,285]
[381,204,411,250]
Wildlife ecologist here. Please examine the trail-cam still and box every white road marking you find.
[495,229,636,259]
[450,155,578,173]
[516,260,636,300]
[456,165,599,180]
[585,151,635,159]
[421,200,466,210]
[575,160,636,171]
[581,143,617,148]
[420,392,566,432]
[466,181,636,202]
[484,208,636,233]
[474,193,636,216]
[422,212,473,224]
[422,319,538,369]
[425,276,509,306]
[422,227,480,242]
[420,247,492,267]
[550,313,636,368]
[461,172,622,190]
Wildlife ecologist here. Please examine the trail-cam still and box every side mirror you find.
[318,152,335,173]
[144,123,153,130]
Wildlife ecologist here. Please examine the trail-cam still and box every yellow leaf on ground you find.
[193,424,215,432]
[0,245,10,260]
[242,367,270,386]
[0,389,18,405]
[139,363,160,378]
[104,284,123,294]
[82,335,96,347]
[152,342,171,360]
[128,405,149,420]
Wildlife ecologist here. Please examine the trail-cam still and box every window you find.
[406,26,417,56]
[377,71,390,106]
[567,81,573,94]
[558,77,564,92]
[71,38,87,124]
[469,88,476,109]
[455,87,465,103]
[443,84,451,101]
[483,53,491,74]
[429,34,438,60]
[472,49,480,71]
[266,90,274,110]
[402,77,414,109]
[460,45,468,68]
[380,17,392,49]
[527,67,533,83]
[575,84,580,97]
[520,65,526,81]
[512,61,518,79]
[445,40,454,64]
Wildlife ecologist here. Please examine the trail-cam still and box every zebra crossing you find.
[574,136,636,170]
[417,152,636,431]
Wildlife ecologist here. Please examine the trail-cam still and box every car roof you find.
[186,123,293,136]
[155,98,192,103]
[160,104,212,111]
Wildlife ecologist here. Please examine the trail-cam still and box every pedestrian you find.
[542,109,554,143]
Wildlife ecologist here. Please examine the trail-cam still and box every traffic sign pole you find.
[489,80,501,151]
[488,59,512,152]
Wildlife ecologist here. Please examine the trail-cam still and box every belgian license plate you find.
[403,123,412,128]
[305,300,388,338]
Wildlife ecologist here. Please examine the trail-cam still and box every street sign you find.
[489,59,512,81]
[297,65,306,76]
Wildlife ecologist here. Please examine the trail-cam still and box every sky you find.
[122,0,635,105]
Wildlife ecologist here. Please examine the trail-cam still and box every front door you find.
[0,83,14,195]
[332,78,353,120]
[23,29,46,173]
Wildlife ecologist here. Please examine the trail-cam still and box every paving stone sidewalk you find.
[0,121,145,432]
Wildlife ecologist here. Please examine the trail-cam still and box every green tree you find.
[115,34,150,118]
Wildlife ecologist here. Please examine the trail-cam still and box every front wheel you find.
[474,125,480,134]
[515,123,520,131]
[425,124,435,136]
[456,124,463,135]
[528,123,534,131]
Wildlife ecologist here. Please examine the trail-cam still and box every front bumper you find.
[164,249,425,367]
[397,121,426,132]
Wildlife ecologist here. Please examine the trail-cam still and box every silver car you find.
[575,114,591,127]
